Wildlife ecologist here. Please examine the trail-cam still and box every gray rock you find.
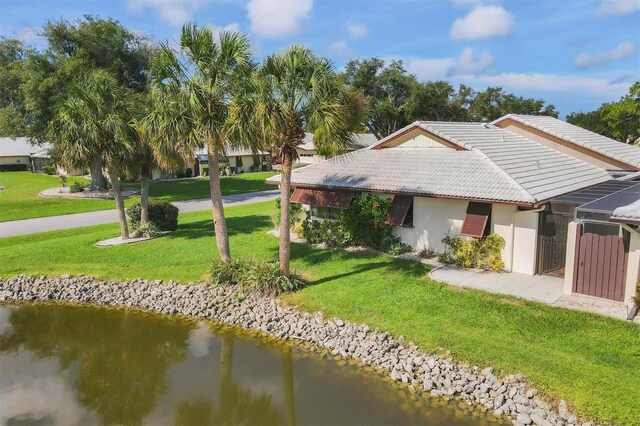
[516,414,532,425]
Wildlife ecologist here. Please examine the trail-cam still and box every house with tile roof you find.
[267,116,640,309]
[295,132,378,164]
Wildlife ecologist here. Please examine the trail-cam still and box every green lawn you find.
[0,201,638,425]
[0,171,276,222]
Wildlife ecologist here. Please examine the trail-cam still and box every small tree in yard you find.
[142,24,252,261]
[50,70,135,239]
[228,46,363,276]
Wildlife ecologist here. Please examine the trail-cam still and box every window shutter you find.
[290,189,355,208]
[460,202,491,238]
[386,195,413,226]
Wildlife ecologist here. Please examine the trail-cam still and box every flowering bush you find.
[440,233,505,271]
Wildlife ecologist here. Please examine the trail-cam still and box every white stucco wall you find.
[0,155,29,165]
[491,204,518,271]
[511,211,539,275]
[393,198,537,275]
[393,196,468,253]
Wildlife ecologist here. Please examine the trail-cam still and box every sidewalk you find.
[430,265,638,322]
[0,190,279,238]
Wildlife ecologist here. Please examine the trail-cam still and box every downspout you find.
[509,206,546,273]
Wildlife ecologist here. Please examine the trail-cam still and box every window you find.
[460,202,492,238]
[386,195,413,227]
[310,206,341,220]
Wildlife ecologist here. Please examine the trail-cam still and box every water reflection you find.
[0,304,497,425]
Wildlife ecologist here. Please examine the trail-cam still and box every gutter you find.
[508,206,546,272]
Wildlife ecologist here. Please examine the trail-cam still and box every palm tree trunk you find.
[90,157,108,191]
[108,165,129,239]
[279,150,293,277]
[220,335,234,414]
[207,145,231,261]
[282,345,296,426]
[140,162,151,225]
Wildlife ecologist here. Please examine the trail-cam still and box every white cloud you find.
[450,5,514,41]
[406,58,455,81]
[451,0,498,6]
[574,42,637,69]
[328,39,350,55]
[596,0,640,15]
[247,0,313,38]
[448,47,494,75]
[205,22,242,43]
[465,72,630,96]
[127,0,204,27]
[345,22,367,39]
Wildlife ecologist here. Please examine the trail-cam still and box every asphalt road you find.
[0,190,280,238]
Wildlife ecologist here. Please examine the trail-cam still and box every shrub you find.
[302,219,353,248]
[59,175,67,188]
[208,258,304,295]
[132,222,162,239]
[42,165,56,175]
[0,164,28,172]
[202,167,209,176]
[185,168,193,178]
[126,199,179,231]
[418,248,435,259]
[441,233,505,271]
[272,198,304,230]
[69,181,87,193]
[383,236,412,256]
[341,194,394,250]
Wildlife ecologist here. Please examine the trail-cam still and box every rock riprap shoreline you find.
[0,275,590,426]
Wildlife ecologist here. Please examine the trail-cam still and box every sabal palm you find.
[143,24,251,261]
[228,46,358,276]
[50,69,135,239]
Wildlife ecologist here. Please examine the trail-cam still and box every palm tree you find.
[129,93,155,225]
[142,24,251,261]
[228,46,361,276]
[50,70,135,239]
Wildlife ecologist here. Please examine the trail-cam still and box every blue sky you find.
[1,0,639,116]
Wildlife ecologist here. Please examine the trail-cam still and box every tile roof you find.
[0,137,40,157]
[268,121,613,204]
[412,121,611,202]
[298,133,378,151]
[494,114,640,169]
[268,148,535,203]
[612,200,640,224]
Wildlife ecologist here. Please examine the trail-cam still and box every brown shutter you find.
[290,189,354,208]
[386,195,413,226]
[291,188,305,203]
[460,202,491,238]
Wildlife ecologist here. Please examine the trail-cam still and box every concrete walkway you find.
[0,190,280,238]
[430,266,638,322]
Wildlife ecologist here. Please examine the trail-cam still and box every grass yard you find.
[0,171,276,222]
[0,200,638,425]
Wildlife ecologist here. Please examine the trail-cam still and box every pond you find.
[0,303,500,425]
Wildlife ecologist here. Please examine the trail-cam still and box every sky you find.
[1,0,639,116]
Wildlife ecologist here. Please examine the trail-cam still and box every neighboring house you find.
[296,133,378,164]
[0,137,53,173]
[267,117,640,309]
[198,146,271,175]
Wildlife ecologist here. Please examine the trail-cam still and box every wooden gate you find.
[573,233,627,301]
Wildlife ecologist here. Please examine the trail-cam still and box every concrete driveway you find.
[0,190,279,238]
